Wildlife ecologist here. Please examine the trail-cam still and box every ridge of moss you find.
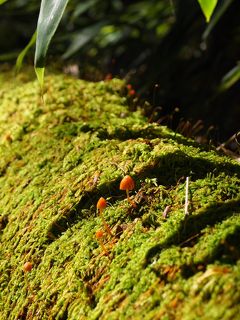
[0,71,240,320]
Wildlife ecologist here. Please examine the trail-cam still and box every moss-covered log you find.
[0,70,240,320]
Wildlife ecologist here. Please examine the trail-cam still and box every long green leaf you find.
[72,0,99,20]
[16,31,37,73]
[62,23,104,59]
[35,0,69,85]
[202,0,234,40]
[0,52,19,61]
[35,67,45,89]
[219,63,240,91]
[0,0,8,5]
[197,0,218,22]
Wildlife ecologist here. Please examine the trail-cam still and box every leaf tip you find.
[35,67,45,88]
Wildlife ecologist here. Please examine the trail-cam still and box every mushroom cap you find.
[96,230,104,239]
[23,261,33,272]
[97,197,107,210]
[120,175,135,191]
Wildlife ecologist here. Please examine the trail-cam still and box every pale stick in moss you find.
[185,176,189,215]
[163,205,171,219]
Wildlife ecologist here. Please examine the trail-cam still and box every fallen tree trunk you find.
[0,70,240,320]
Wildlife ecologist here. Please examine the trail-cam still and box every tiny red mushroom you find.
[119,175,136,208]
[23,262,33,273]
[96,229,108,255]
[97,197,107,211]
[104,73,112,81]
[129,89,136,96]
[97,197,113,237]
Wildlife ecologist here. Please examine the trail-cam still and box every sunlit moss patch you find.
[0,70,240,320]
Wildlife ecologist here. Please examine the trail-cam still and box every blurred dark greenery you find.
[0,0,239,142]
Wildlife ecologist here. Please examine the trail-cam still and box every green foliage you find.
[35,66,45,88]
[62,22,104,59]
[202,0,235,39]
[35,0,70,84]
[16,31,36,73]
[197,0,218,22]
[0,0,8,4]
[220,63,240,91]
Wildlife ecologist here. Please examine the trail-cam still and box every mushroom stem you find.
[96,230,109,255]
[98,238,109,255]
[99,209,113,237]
[126,189,137,208]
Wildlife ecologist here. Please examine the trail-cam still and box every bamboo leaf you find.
[202,0,234,40]
[219,63,240,91]
[197,0,218,22]
[62,23,104,59]
[0,52,19,61]
[35,67,45,89]
[16,31,37,73]
[34,0,69,84]
[72,0,99,20]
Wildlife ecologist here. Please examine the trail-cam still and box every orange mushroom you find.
[23,262,33,273]
[97,197,113,237]
[119,175,136,208]
[96,229,108,255]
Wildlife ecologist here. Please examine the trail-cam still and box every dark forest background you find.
[0,0,239,143]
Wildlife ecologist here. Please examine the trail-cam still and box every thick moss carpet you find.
[0,70,240,319]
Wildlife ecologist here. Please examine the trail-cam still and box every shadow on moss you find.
[46,146,240,242]
[145,198,240,270]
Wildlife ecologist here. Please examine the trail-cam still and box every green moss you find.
[0,69,240,320]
